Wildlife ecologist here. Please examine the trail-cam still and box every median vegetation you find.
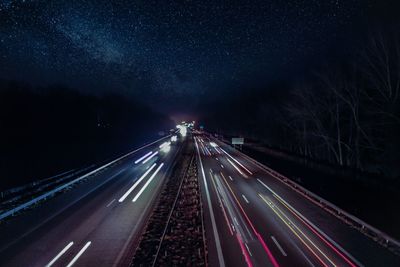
[131,138,207,266]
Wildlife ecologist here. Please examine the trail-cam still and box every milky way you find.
[0,0,369,111]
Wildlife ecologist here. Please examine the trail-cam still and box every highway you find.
[1,130,399,267]
[195,134,400,267]
[0,136,182,267]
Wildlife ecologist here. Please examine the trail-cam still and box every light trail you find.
[118,163,157,202]
[259,193,330,267]
[142,151,158,164]
[194,137,226,267]
[227,158,247,178]
[209,170,234,235]
[220,173,280,267]
[66,241,91,267]
[257,178,358,267]
[220,148,253,175]
[134,151,153,164]
[132,163,164,202]
[45,242,74,267]
[236,234,254,267]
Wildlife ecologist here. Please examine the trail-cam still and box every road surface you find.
[0,136,182,267]
[1,132,399,267]
[195,134,400,267]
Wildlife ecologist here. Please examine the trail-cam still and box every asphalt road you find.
[195,134,400,267]
[0,136,182,267]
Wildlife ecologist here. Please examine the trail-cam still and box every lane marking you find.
[132,163,164,202]
[142,151,158,164]
[66,241,91,267]
[271,236,287,257]
[236,234,254,267]
[229,176,233,181]
[45,241,74,267]
[106,199,116,207]
[221,164,224,169]
[195,138,225,267]
[244,243,253,257]
[118,164,157,202]
[134,151,153,164]
[242,194,250,204]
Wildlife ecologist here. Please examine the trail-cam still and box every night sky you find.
[0,0,396,113]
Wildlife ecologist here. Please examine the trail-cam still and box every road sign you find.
[232,138,244,145]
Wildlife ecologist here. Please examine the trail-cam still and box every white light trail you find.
[45,242,74,267]
[160,141,171,153]
[227,158,247,177]
[134,151,153,164]
[132,163,164,202]
[221,148,253,175]
[142,151,158,164]
[118,163,157,202]
[159,141,171,149]
[66,241,91,267]
[195,138,225,267]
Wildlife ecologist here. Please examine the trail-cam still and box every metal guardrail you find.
[0,169,76,200]
[213,136,400,255]
[0,166,95,207]
[0,135,170,221]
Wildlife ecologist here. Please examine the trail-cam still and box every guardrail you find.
[212,136,400,255]
[0,135,170,221]
[0,166,95,207]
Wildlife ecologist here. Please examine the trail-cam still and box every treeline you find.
[204,30,400,178]
[0,82,172,190]
[283,31,400,177]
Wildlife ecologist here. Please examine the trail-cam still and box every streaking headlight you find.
[210,142,218,147]
[160,141,171,153]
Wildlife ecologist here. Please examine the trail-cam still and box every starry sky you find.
[0,0,396,113]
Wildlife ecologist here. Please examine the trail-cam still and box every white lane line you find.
[134,151,153,164]
[229,176,233,181]
[66,241,91,267]
[132,163,164,202]
[118,163,157,202]
[45,241,74,267]
[244,243,253,257]
[142,151,158,164]
[221,164,224,169]
[234,217,239,225]
[242,194,250,204]
[271,236,287,257]
[106,199,116,207]
[195,138,225,267]
[216,158,219,161]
